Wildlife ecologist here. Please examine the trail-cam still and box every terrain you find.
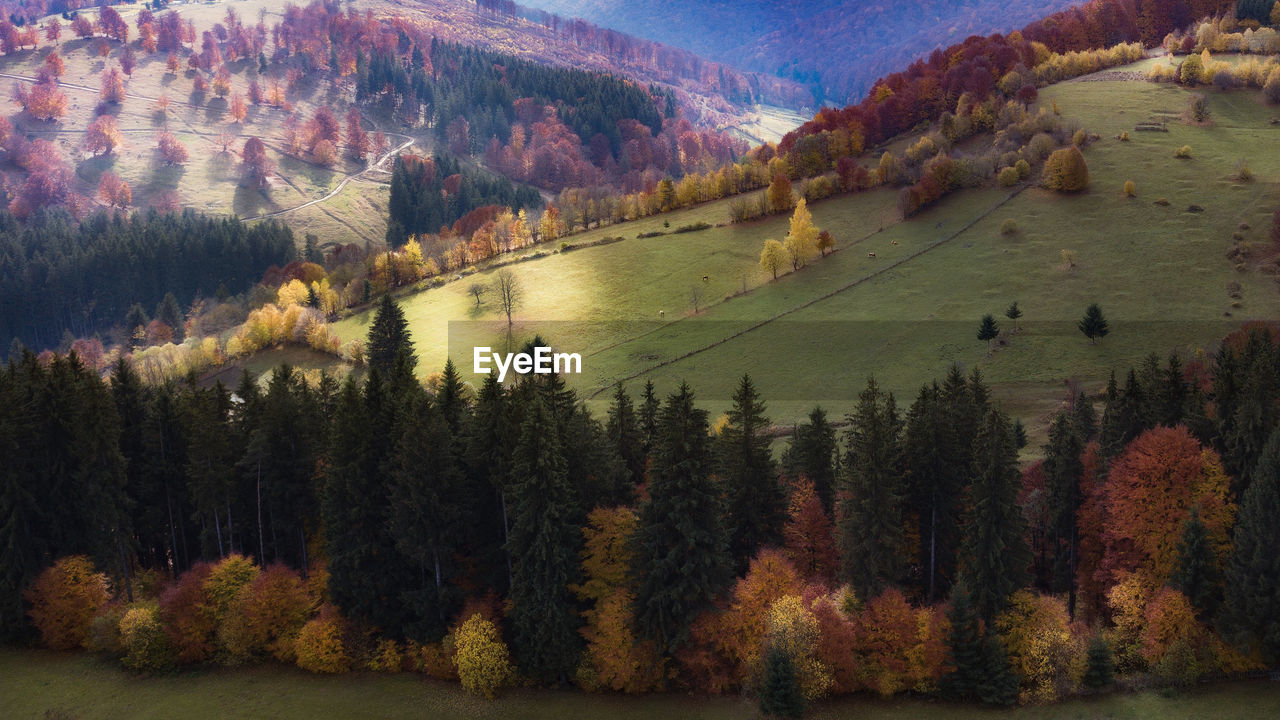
[333,54,1280,443]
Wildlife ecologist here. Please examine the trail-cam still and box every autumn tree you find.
[782,407,838,512]
[240,137,274,189]
[43,51,64,78]
[85,115,123,156]
[783,198,819,270]
[345,108,370,162]
[760,238,787,279]
[631,382,732,654]
[767,173,794,214]
[98,172,131,210]
[782,479,838,582]
[24,556,110,650]
[16,80,67,121]
[454,613,513,698]
[1043,146,1089,192]
[44,18,61,45]
[100,66,126,105]
[816,229,835,256]
[228,93,247,124]
[157,132,188,165]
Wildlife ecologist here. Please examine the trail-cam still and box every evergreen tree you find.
[1222,428,1280,664]
[1158,354,1189,427]
[124,303,149,347]
[155,292,184,342]
[940,579,986,700]
[366,295,415,378]
[781,406,837,512]
[905,382,965,602]
[977,314,999,355]
[978,633,1020,706]
[718,375,784,570]
[631,382,731,654]
[959,409,1031,622]
[1005,301,1022,331]
[638,380,660,458]
[1072,391,1097,442]
[1082,635,1115,689]
[1170,509,1220,620]
[1078,303,1109,344]
[758,647,805,719]
[506,391,581,682]
[839,377,905,599]
[1042,410,1084,614]
[605,383,645,486]
[435,358,467,435]
[464,372,515,592]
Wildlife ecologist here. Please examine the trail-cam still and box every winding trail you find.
[2,69,415,221]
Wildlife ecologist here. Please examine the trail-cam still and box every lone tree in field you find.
[366,295,415,377]
[1005,302,1022,332]
[1078,304,1109,344]
[816,229,835,256]
[493,269,522,327]
[1043,146,1089,192]
[240,137,274,189]
[784,198,819,270]
[977,314,999,355]
[467,282,486,308]
[760,239,787,279]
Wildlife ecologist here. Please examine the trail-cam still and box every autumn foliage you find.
[24,556,111,650]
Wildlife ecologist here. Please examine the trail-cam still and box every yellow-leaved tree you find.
[784,198,819,270]
[760,239,787,280]
[454,613,514,698]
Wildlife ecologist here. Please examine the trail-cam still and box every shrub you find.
[238,564,313,663]
[1264,67,1280,103]
[1042,146,1090,192]
[119,604,174,673]
[86,606,124,655]
[1119,131,1130,141]
[1123,180,1136,197]
[454,613,513,698]
[367,639,403,672]
[1235,161,1254,183]
[1001,219,1019,235]
[1188,94,1210,122]
[1175,145,1193,159]
[997,166,1020,186]
[158,562,216,663]
[1180,54,1204,85]
[1213,69,1236,90]
[1014,159,1031,179]
[1072,128,1088,146]
[25,556,111,650]
[294,606,350,674]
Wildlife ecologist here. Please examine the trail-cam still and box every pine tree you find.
[839,377,906,599]
[1078,304,1109,344]
[605,383,645,486]
[1005,301,1022,332]
[782,406,838,513]
[1082,635,1115,689]
[124,303,149,347]
[638,380,660,458]
[506,391,582,682]
[718,375,784,570]
[960,409,1031,622]
[1042,410,1084,614]
[977,314,999,355]
[940,579,986,700]
[905,382,966,602]
[978,633,1020,706]
[758,646,805,719]
[1072,391,1097,442]
[464,372,515,592]
[1170,509,1220,620]
[631,382,731,654]
[1222,428,1280,664]
[155,292,184,342]
[366,295,416,378]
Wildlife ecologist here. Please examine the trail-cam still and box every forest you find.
[3,297,1279,708]
[386,152,543,246]
[0,209,296,352]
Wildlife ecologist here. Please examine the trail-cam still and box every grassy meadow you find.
[333,62,1280,442]
[5,648,1280,720]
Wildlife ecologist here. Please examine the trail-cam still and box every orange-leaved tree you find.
[24,555,111,650]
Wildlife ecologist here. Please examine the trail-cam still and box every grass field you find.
[4,648,1280,720]
[332,61,1280,442]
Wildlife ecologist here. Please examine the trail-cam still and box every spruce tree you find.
[1042,410,1084,613]
[632,382,731,654]
[605,383,645,486]
[506,391,582,682]
[839,377,905,599]
[638,380,660,458]
[960,409,1031,622]
[464,372,515,592]
[782,406,838,513]
[1222,428,1280,664]
[1078,303,1109,344]
[759,647,805,719]
[155,292,184,342]
[1082,635,1115,689]
[1005,301,1022,331]
[1072,391,1097,442]
[940,580,986,700]
[905,382,965,602]
[366,295,416,377]
[718,375,783,570]
[1170,509,1221,620]
[978,633,1020,706]
[977,314,999,355]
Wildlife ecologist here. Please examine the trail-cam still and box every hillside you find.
[521,0,1086,104]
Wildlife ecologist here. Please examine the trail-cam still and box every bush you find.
[1175,145,1193,159]
[119,604,174,673]
[1180,54,1204,85]
[294,606,350,674]
[237,564,313,663]
[454,613,513,698]
[1119,131,1130,141]
[158,562,216,664]
[86,607,124,655]
[25,556,111,650]
[1001,219,1019,235]
[998,166,1020,186]
[1264,67,1280,103]
[1042,146,1090,192]
[1072,128,1088,146]
[1014,159,1031,179]
[1188,94,1211,122]
[1124,180,1136,197]
[1235,161,1254,183]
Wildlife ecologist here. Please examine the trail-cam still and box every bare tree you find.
[468,282,486,308]
[493,269,522,327]
[689,284,704,314]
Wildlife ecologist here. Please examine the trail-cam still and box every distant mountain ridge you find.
[518,0,1091,105]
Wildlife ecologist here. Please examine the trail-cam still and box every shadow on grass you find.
[233,183,278,218]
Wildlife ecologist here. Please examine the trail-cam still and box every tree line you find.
[386,152,543,247]
[3,306,1279,707]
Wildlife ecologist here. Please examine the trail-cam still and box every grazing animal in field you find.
[659,310,665,318]
[868,252,877,258]
[891,240,898,245]
[702,275,709,282]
